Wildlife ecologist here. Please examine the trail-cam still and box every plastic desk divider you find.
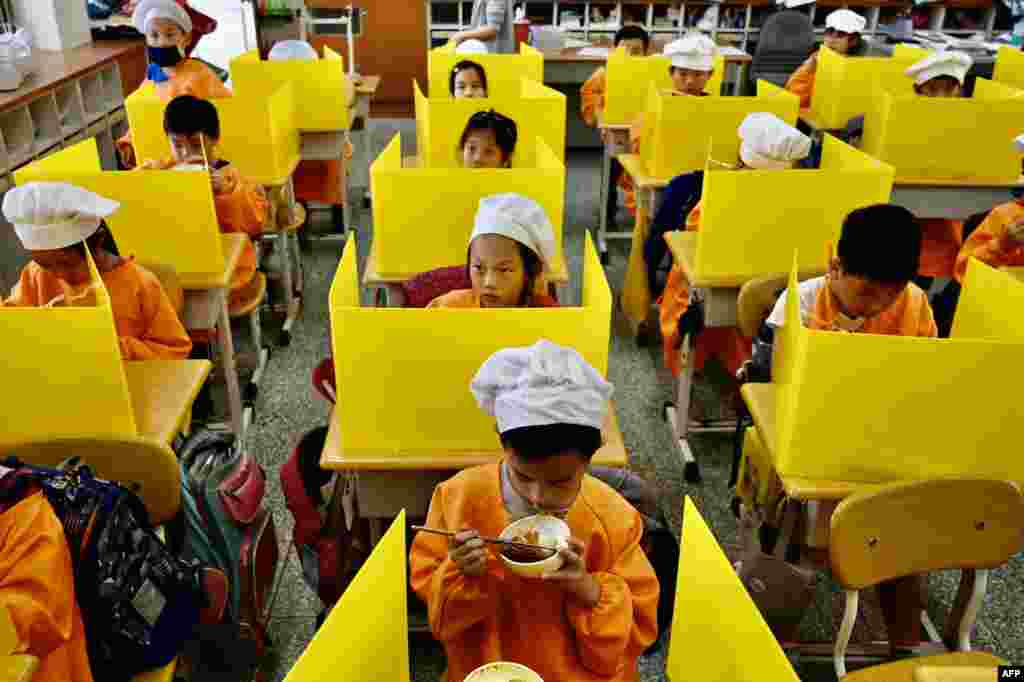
[13,138,101,182]
[809,46,916,131]
[428,43,543,98]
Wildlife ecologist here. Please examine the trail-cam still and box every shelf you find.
[0,107,33,168]
[29,95,62,155]
[55,82,85,137]
[80,72,108,123]
[100,65,123,114]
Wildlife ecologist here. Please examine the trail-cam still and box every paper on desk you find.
[565,38,590,48]
[577,47,610,57]
[717,46,748,57]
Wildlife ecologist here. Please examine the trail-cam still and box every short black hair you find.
[613,25,650,51]
[914,75,961,93]
[459,109,518,161]
[449,60,488,97]
[163,94,221,140]
[499,424,603,462]
[838,204,921,284]
[71,220,119,257]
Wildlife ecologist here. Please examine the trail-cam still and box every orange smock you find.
[426,289,559,309]
[409,463,660,682]
[4,259,192,361]
[0,492,93,682]
[580,66,607,128]
[918,218,963,279]
[954,200,1024,282]
[785,56,816,109]
[657,200,748,377]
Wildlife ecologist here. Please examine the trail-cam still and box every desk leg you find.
[598,139,611,261]
[734,62,749,96]
[664,333,700,483]
[217,293,245,438]
[621,186,662,342]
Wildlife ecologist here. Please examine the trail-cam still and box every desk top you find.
[354,75,382,95]
[740,383,888,501]
[913,666,1000,682]
[617,154,670,190]
[180,233,249,291]
[893,176,1022,188]
[124,360,211,446]
[665,231,824,289]
[363,248,571,288]
[320,401,628,470]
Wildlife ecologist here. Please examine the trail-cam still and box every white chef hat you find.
[782,0,815,9]
[268,40,319,62]
[132,0,193,35]
[738,112,811,170]
[471,194,557,271]
[457,39,490,55]
[825,9,866,34]
[470,340,613,433]
[1014,134,1024,154]
[664,33,717,72]
[4,182,120,251]
[905,50,973,86]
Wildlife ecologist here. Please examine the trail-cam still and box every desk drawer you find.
[355,470,456,517]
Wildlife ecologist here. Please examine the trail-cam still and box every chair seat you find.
[844,651,1004,682]
[229,272,268,318]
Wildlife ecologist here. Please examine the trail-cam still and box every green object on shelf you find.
[263,0,293,17]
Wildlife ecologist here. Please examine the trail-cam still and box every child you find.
[2,182,192,361]
[141,95,268,311]
[428,193,558,308]
[450,60,489,98]
[905,51,974,284]
[953,133,1024,282]
[620,32,717,215]
[785,9,868,109]
[581,25,650,230]
[459,109,517,169]
[409,340,660,682]
[659,113,812,378]
[118,0,231,168]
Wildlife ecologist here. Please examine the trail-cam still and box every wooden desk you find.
[363,248,572,307]
[181,233,248,437]
[125,360,212,446]
[890,179,1020,221]
[914,666,1000,682]
[349,75,382,210]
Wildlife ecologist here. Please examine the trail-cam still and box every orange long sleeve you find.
[918,218,964,279]
[5,260,192,361]
[409,464,659,682]
[658,201,701,376]
[0,493,93,682]
[581,67,607,128]
[954,201,1024,283]
[785,56,816,109]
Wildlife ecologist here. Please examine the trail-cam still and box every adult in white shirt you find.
[452,0,516,54]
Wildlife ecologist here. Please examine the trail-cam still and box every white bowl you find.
[172,163,207,172]
[463,661,544,682]
[498,514,570,579]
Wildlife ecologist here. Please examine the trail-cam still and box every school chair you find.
[0,607,38,682]
[751,10,816,88]
[258,185,306,347]
[228,270,269,408]
[5,435,191,682]
[830,478,1022,680]
[140,261,186,321]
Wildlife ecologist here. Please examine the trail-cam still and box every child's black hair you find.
[613,24,650,51]
[465,240,543,306]
[449,60,488,96]
[458,109,518,162]
[71,220,119,257]
[838,204,921,284]
[163,94,221,140]
[913,75,961,94]
[499,424,603,462]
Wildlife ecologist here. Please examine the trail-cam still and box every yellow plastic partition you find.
[667,498,799,682]
[412,79,566,167]
[329,234,612,457]
[12,139,101,182]
[809,47,915,130]
[770,256,1024,485]
[0,250,136,449]
[13,168,224,285]
[126,84,301,185]
[640,80,799,180]
[370,133,566,280]
[862,77,1024,183]
[428,43,544,98]
[603,49,727,126]
[951,259,1024,341]
[229,48,352,131]
[693,135,893,285]
[993,46,1024,92]
[283,512,409,682]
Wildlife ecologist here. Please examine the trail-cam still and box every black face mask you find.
[147,44,184,68]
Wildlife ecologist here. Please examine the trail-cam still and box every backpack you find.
[174,430,280,681]
[280,427,371,615]
[0,457,219,682]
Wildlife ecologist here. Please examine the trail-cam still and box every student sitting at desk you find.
[451,60,489,99]
[658,113,812,379]
[428,194,558,308]
[410,340,660,682]
[619,33,718,215]
[785,9,868,109]
[459,110,517,169]
[2,182,192,361]
[904,51,974,284]
[141,95,269,310]
[117,0,231,169]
